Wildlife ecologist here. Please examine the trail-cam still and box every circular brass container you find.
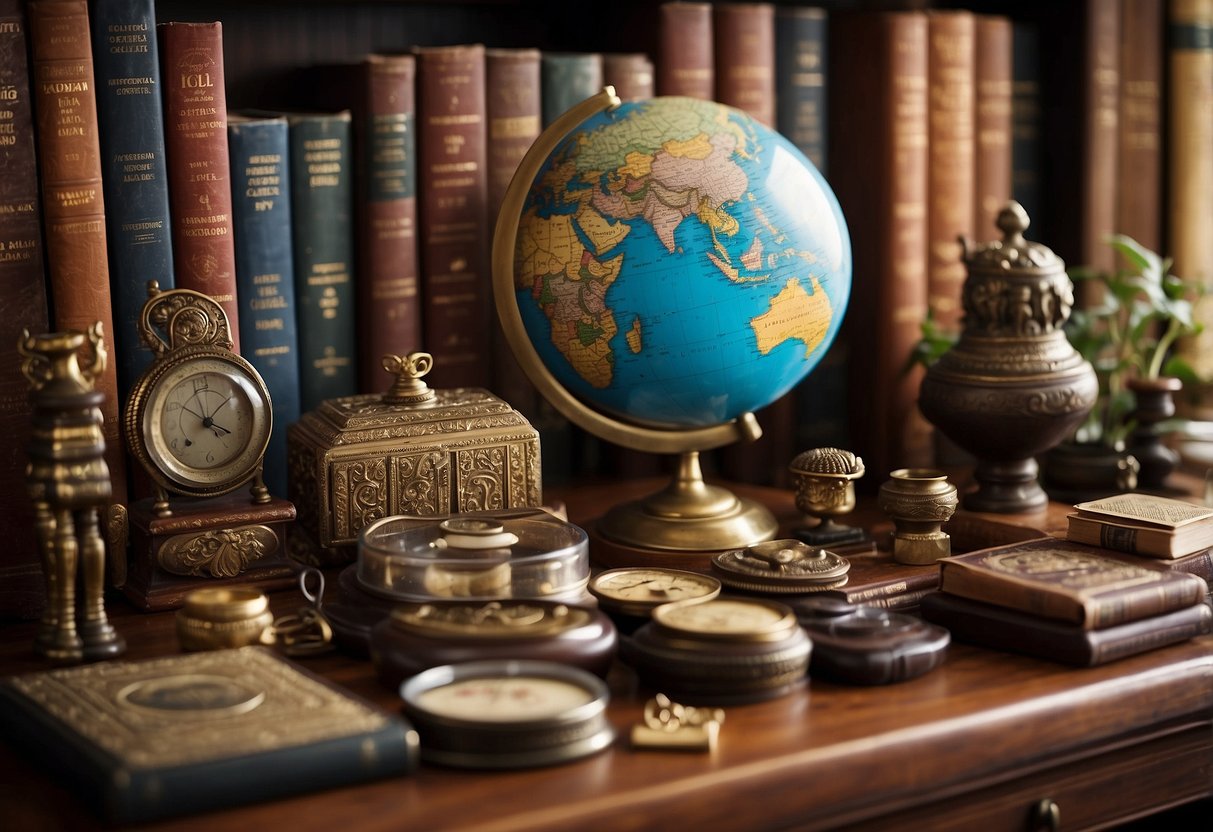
[877,469,959,565]
[176,587,275,651]
[710,539,850,593]
[918,202,1098,512]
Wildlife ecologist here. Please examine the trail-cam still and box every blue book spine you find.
[90,0,174,400]
[288,111,356,410]
[775,6,828,172]
[228,115,301,497]
[541,52,604,127]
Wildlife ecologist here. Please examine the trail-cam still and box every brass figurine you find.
[788,447,868,546]
[19,323,125,663]
[877,469,959,565]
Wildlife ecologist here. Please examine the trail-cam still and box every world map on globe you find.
[511,96,852,428]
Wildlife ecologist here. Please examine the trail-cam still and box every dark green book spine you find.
[541,52,604,127]
[1011,21,1041,226]
[288,111,356,410]
[776,6,828,171]
[228,115,300,496]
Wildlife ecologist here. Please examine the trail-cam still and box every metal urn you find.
[918,202,1098,513]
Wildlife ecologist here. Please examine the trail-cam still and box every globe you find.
[492,90,852,555]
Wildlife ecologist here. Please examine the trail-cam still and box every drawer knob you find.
[1029,798,1060,832]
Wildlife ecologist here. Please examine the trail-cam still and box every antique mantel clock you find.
[121,283,296,611]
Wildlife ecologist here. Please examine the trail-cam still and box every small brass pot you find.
[877,469,958,565]
[176,587,275,651]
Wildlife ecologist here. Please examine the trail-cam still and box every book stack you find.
[921,537,1212,666]
[1066,492,1213,560]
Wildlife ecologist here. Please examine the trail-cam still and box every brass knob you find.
[1029,798,1060,832]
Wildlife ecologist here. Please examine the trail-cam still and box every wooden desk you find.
[1,479,1210,831]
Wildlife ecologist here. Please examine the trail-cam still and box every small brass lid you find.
[182,587,269,622]
[789,447,864,479]
[711,539,850,593]
[962,200,1063,276]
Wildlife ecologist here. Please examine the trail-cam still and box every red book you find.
[1117,0,1163,252]
[603,52,654,101]
[657,1,713,99]
[713,2,776,126]
[158,21,240,350]
[974,15,1013,234]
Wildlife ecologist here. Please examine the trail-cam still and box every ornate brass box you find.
[287,354,542,565]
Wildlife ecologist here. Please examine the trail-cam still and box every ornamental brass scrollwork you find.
[158,525,279,577]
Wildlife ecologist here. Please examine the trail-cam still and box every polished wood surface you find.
[1,477,1211,831]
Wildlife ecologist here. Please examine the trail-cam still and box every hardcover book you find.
[92,0,175,399]
[937,538,1209,629]
[1117,0,1163,252]
[0,647,418,823]
[657,1,713,99]
[1066,493,1213,558]
[541,51,604,127]
[602,52,654,101]
[713,2,775,126]
[0,0,51,617]
[974,15,1013,230]
[921,590,1212,666]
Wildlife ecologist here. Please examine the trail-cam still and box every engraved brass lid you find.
[961,201,1063,276]
[711,539,850,593]
[588,567,721,618]
[788,447,864,479]
[388,600,591,639]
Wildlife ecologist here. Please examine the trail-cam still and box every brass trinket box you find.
[287,353,542,565]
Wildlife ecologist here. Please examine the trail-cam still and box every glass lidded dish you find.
[355,509,591,604]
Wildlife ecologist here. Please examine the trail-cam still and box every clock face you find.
[142,356,271,492]
[416,676,594,722]
[589,568,721,607]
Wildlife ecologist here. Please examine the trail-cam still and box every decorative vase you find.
[1126,376,1182,490]
[1039,441,1140,505]
[918,201,1099,513]
[876,469,959,565]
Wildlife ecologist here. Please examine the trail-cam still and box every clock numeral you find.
[165,402,181,412]
[192,377,210,393]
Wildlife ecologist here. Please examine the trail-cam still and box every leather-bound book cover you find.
[1117,0,1163,252]
[937,538,1210,629]
[657,1,713,99]
[974,15,1012,232]
[925,10,975,333]
[540,51,604,127]
[921,590,1212,666]
[0,0,50,618]
[91,0,174,399]
[27,0,126,507]
[158,21,240,350]
[603,52,654,101]
[829,10,933,485]
[776,5,828,171]
[1010,21,1042,224]
[414,44,490,390]
[0,647,418,823]
[227,114,300,497]
[359,53,420,393]
[713,2,775,126]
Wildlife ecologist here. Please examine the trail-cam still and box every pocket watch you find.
[124,283,273,515]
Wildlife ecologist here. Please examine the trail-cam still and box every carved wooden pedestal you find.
[124,494,297,611]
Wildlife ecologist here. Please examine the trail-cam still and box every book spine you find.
[1089,603,1212,663]
[158,21,240,351]
[926,11,976,333]
[91,0,174,400]
[1087,577,1208,628]
[1082,0,1121,279]
[602,52,654,101]
[0,0,51,617]
[713,2,775,126]
[288,111,356,410]
[540,52,604,127]
[1168,0,1213,381]
[831,11,933,483]
[974,15,1013,233]
[1065,517,1173,557]
[415,44,490,390]
[359,54,419,393]
[1010,22,1041,224]
[775,6,828,171]
[228,116,299,497]
[27,0,126,505]
[1117,0,1163,252]
[657,1,713,99]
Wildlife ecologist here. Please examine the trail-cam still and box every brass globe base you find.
[963,459,1049,514]
[595,452,779,554]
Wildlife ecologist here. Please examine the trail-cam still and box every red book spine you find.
[657,1,713,99]
[603,52,654,102]
[974,15,1013,234]
[713,2,776,126]
[27,0,127,506]
[1117,0,1163,252]
[158,21,240,350]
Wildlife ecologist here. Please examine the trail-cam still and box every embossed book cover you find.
[1067,493,1213,558]
[0,647,417,823]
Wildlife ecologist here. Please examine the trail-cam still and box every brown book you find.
[973,15,1013,233]
[414,44,490,390]
[713,2,775,126]
[1066,492,1213,558]
[485,47,541,417]
[358,53,420,393]
[937,538,1209,629]
[0,0,51,617]
[158,21,240,351]
[657,1,713,99]
[830,11,933,483]
[603,52,654,101]
[925,10,975,332]
[1168,0,1213,382]
[26,0,126,508]
[1117,0,1163,252]
[921,590,1212,667]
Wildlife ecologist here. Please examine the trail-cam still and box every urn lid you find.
[962,201,1063,277]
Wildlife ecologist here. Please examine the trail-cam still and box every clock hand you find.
[182,404,207,422]
[205,393,235,420]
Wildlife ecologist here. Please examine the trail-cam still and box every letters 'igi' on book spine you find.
[288,110,356,411]
[713,2,776,127]
[91,0,174,400]
[415,44,490,390]
[158,21,240,351]
[0,0,51,617]
[359,53,420,394]
[657,1,713,99]
[228,114,300,498]
[27,0,126,504]
[925,10,975,333]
